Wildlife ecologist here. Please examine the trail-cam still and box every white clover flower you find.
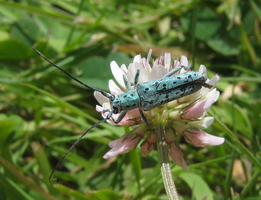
[94,50,224,170]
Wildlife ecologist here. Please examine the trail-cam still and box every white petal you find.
[127,62,148,84]
[199,65,207,75]
[146,49,153,71]
[188,117,214,129]
[133,54,142,64]
[94,91,109,105]
[205,88,220,102]
[201,86,220,101]
[164,53,171,71]
[120,64,128,73]
[108,80,123,95]
[110,61,125,88]
[208,74,220,87]
[148,65,167,81]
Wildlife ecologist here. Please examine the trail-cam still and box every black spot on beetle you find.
[176,91,180,95]
[163,84,166,87]
[149,100,153,104]
[130,94,133,96]
[145,88,149,91]
[173,81,177,84]
[177,77,181,79]
[165,94,169,98]
[132,103,136,106]
[188,75,192,78]
[124,95,127,98]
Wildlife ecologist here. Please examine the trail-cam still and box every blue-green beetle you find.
[108,64,212,125]
[33,48,212,181]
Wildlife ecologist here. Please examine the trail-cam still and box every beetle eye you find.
[110,95,115,101]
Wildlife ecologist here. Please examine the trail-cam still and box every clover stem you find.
[155,125,179,200]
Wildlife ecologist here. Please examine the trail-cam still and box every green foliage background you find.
[0,0,261,199]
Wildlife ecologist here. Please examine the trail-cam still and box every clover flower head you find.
[94,49,224,170]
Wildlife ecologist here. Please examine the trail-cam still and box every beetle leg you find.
[123,75,131,91]
[134,69,140,89]
[163,65,191,78]
[102,109,126,124]
[111,111,127,124]
[139,108,149,125]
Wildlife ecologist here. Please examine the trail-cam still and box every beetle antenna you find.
[49,111,113,182]
[32,48,111,98]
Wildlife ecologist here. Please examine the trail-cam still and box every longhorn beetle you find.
[33,48,213,182]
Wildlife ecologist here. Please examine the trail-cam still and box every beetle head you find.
[109,95,122,114]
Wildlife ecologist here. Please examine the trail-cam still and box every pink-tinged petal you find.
[180,55,189,68]
[127,108,141,118]
[141,58,147,68]
[141,131,156,156]
[103,133,140,159]
[158,55,164,65]
[153,58,159,66]
[95,106,109,118]
[148,65,167,81]
[115,115,138,126]
[103,125,147,159]
[182,94,216,119]
[96,106,115,125]
[96,105,104,113]
[173,59,181,69]
[96,106,134,126]
[106,111,138,126]
[184,129,225,147]
[94,91,109,105]
[146,49,152,71]
[168,143,189,171]
[164,129,189,171]
[110,61,125,88]
[108,80,123,95]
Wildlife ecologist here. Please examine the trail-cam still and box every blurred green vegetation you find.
[0,0,261,199]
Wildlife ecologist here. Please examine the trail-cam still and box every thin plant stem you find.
[190,1,198,69]
[155,125,179,200]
